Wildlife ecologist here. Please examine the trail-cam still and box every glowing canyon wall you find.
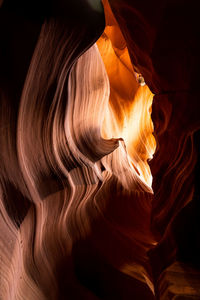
[0,0,200,299]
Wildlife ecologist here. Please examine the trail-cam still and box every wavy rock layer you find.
[1,0,200,299]
[107,0,200,296]
[0,1,156,299]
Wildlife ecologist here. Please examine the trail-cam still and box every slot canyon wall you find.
[0,0,200,299]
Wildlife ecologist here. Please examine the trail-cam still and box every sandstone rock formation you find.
[0,0,200,299]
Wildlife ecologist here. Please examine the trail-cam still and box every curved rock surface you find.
[1,0,200,299]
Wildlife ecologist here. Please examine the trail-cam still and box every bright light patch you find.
[97,1,156,189]
[86,0,103,12]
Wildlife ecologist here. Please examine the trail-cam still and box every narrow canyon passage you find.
[0,0,200,299]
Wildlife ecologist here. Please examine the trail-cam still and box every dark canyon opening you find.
[0,0,200,299]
